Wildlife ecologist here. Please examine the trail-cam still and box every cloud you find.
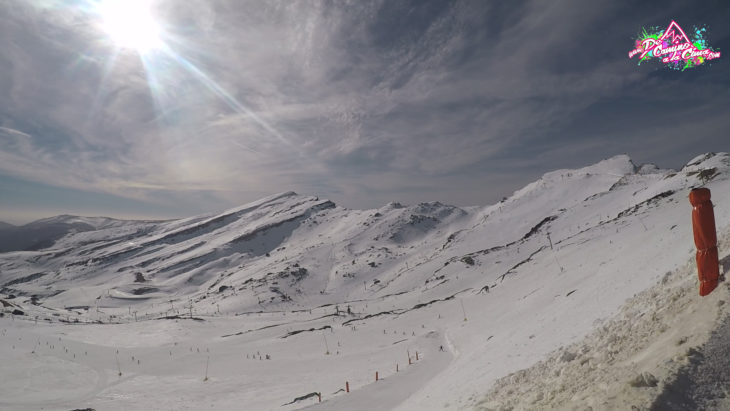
[0,0,728,221]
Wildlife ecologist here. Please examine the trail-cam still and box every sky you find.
[1,0,729,225]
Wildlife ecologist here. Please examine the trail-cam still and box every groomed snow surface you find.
[1,152,729,410]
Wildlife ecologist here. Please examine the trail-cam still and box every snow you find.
[1,152,729,410]
[476,241,730,410]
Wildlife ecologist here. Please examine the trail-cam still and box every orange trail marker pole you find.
[375,371,379,381]
[689,188,720,296]
[346,381,349,393]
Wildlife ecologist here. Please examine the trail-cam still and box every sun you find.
[99,0,163,53]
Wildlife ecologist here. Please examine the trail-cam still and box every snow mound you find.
[475,227,730,411]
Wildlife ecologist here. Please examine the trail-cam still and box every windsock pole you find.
[689,188,720,296]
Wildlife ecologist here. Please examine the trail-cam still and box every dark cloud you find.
[0,0,728,222]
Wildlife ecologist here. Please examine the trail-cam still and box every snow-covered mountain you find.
[0,215,145,253]
[1,153,729,410]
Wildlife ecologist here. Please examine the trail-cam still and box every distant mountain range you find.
[1,152,727,309]
[0,215,150,253]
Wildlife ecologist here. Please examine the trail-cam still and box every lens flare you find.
[88,0,293,151]
[99,0,162,53]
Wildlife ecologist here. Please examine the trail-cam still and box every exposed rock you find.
[629,372,658,388]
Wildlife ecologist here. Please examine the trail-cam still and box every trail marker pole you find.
[346,381,349,393]
[375,371,379,381]
[204,356,209,381]
[546,232,554,250]
[460,299,468,322]
[554,255,565,273]
[115,352,122,376]
[323,333,330,355]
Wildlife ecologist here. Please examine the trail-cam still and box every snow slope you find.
[1,152,729,410]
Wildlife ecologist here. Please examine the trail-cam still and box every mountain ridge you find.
[2,153,728,303]
[1,152,729,410]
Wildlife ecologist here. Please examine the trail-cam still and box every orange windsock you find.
[689,188,719,296]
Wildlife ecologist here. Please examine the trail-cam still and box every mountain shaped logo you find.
[628,20,721,70]
[660,21,691,46]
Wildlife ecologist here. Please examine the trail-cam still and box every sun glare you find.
[99,0,163,53]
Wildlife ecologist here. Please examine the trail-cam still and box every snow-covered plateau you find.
[1,152,729,411]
